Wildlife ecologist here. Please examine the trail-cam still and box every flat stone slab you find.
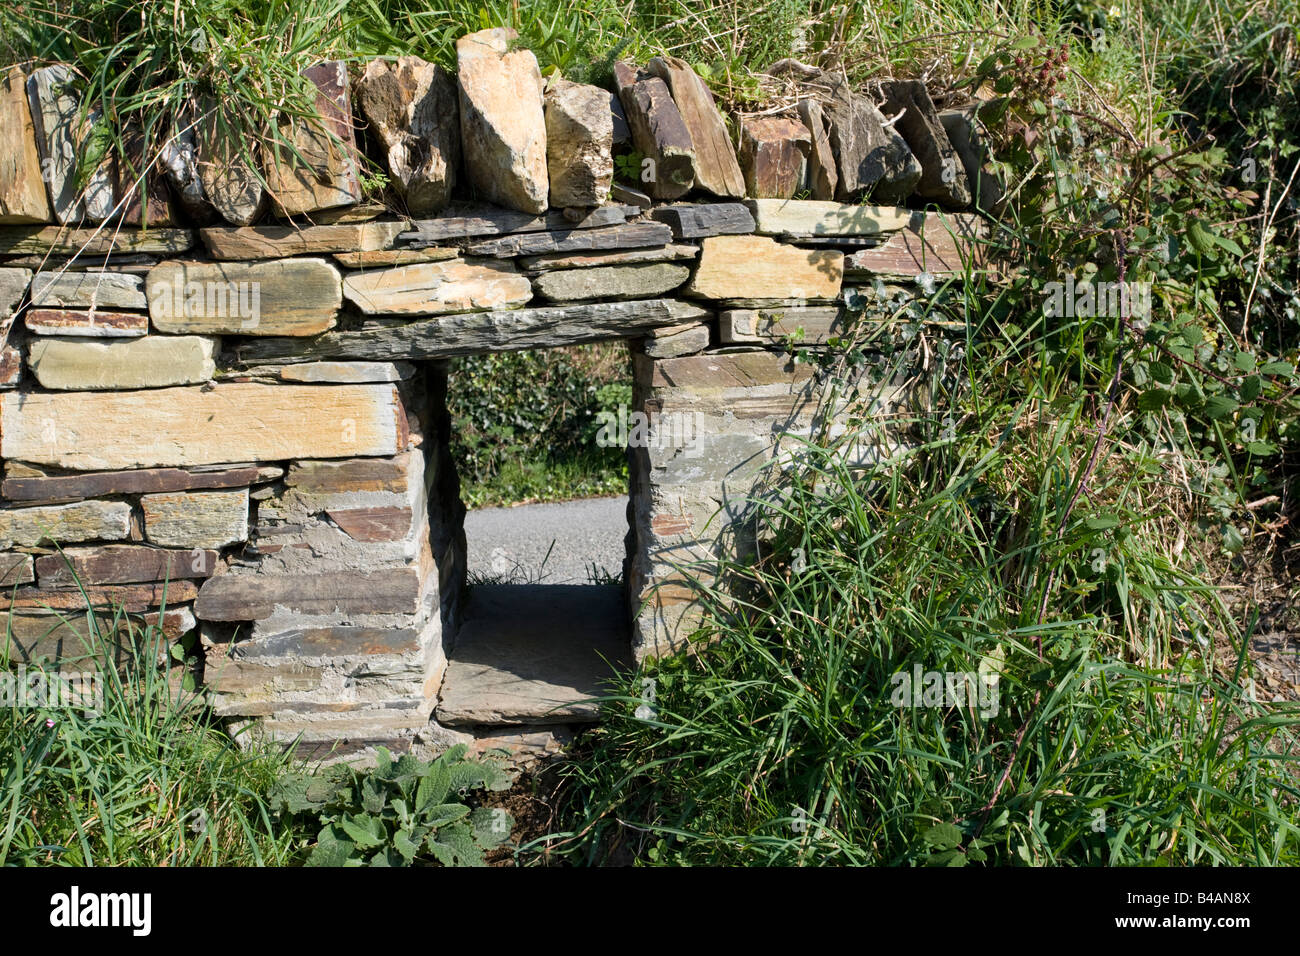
[0,227,196,256]
[235,297,709,363]
[200,221,406,260]
[147,258,342,336]
[437,584,629,725]
[341,259,532,315]
[25,308,148,337]
[0,383,405,470]
[31,271,147,310]
[401,203,635,243]
[745,199,912,237]
[533,262,689,302]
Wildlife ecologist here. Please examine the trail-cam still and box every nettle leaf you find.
[1260,361,1293,377]
[922,822,963,850]
[470,807,514,847]
[1241,375,1262,401]
[307,828,359,867]
[429,821,486,867]
[422,803,471,829]
[338,813,386,849]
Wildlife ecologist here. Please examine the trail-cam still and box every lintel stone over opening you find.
[0,30,986,764]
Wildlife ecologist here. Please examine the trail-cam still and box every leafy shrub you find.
[270,745,515,866]
[447,344,631,507]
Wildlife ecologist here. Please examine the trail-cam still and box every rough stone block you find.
[147,258,341,335]
[0,66,53,224]
[685,235,842,301]
[142,489,250,549]
[456,28,548,214]
[357,56,460,216]
[0,383,406,470]
[263,61,363,217]
[545,78,614,208]
[27,335,218,390]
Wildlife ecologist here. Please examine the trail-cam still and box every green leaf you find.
[338,813,385,849]
[1086,515,1120,530]
[393,828,421,863]
[1186,220,1217,256]
[360,776,386,815]
[307,830,358,867]
[1261,362,1293,376]
[470,807,514,847]
[1137,388,1171,411]
[422,803,471,829]
[1240,375,1262,401]
[429,821,486,867]
[1203,395,1239,420]
[922,822,963,850]
[1222,525,1245,554]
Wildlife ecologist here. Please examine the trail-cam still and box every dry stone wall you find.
[0,30,988,763]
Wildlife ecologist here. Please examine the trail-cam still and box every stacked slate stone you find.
[0,30,990,764]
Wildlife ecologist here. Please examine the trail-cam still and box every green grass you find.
[539,312,1300,866]
[0,597,303,866]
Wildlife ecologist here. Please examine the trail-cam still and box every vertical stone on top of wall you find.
[455,28,549,215]
[263,60,363,218]
[544,77,615,209]
[25,64,114,224]
[0,66,53,224]
[356,56,461,217]
[197,100,265,226]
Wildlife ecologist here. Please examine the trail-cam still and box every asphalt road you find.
[464,495,628,584]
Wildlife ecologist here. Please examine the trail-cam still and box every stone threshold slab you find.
[435,584,630,726]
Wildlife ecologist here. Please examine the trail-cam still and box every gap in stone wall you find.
[427,347,633,735]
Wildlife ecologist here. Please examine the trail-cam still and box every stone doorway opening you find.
[425,351,633,738]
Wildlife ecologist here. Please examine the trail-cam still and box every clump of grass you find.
[540,387,1300,865]
[0,593,305,866]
